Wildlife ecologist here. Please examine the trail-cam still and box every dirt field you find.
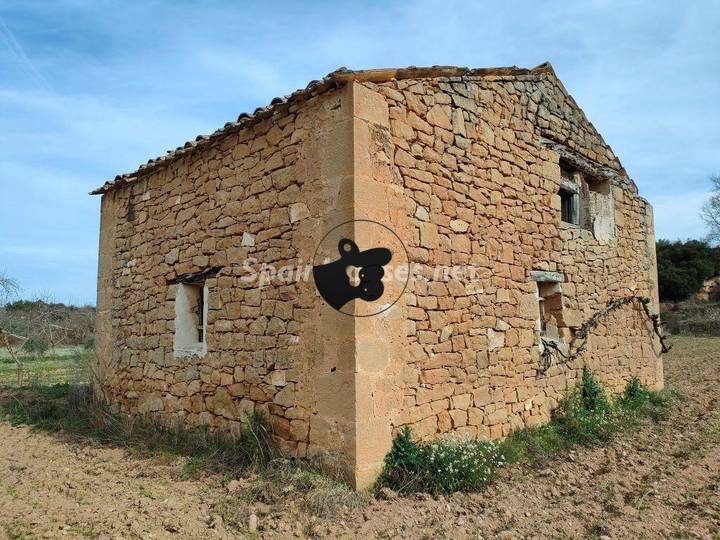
[1,336,719,539]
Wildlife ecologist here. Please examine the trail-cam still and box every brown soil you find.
[1,336,719,539]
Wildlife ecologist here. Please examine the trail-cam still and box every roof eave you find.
[90,62,555,195]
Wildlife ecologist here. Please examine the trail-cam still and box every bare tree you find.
[1,330,27,385]
[0,271,19,304]
[701,174,720,244]
[21,296,69,357]
[0,272,24,383]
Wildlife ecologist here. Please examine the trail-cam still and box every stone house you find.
[92,63,664,488]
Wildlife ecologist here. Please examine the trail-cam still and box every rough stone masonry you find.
[92,63,664,488]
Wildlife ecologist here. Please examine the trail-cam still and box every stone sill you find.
[559,222,598,241]
[173,345,207,359]
[560,221,582,229]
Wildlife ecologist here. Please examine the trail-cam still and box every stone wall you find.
[354,71,663,444]
[96,84,365,466]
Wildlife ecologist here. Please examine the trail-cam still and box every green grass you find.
[0,345,87,360]
[0,348,90,386]
[377,368,679,495]
[501,375,677,466]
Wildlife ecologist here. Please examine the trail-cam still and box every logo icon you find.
[312,220,409,317]
[313,238,392,310]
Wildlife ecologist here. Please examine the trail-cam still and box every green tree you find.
[656,239,718,302]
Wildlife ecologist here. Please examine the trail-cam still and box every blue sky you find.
[1,0,718,305]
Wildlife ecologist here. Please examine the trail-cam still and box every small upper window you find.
[560,189,578,225]
[126,197,136,222]
[548,148,616,239]
[558,162,580,226]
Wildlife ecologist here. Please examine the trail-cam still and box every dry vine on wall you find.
[540,296,670,375]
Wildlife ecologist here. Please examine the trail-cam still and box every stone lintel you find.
[559,178,579,193]
[530,270,565,283]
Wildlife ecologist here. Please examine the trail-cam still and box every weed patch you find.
[376,427,504,495]
[502,371,677,466]
[377,369,678,495]
[259,458,367,517]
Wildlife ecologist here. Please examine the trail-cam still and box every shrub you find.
[580,367,609,412]
[377,427,504,495]
[710,286,720,303]
[616,378,678,423]
[499,422,565,465]
[658,302,720,336]
[554,387,617,445]
[618,376,650,409]
[378,427,421,490]
[549,368,617,446]
[24,336,49,356]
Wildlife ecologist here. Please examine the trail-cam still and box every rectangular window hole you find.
[537,281,564,340]
[173,281,208,358]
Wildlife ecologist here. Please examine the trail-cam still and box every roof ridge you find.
[91,63,554,194]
